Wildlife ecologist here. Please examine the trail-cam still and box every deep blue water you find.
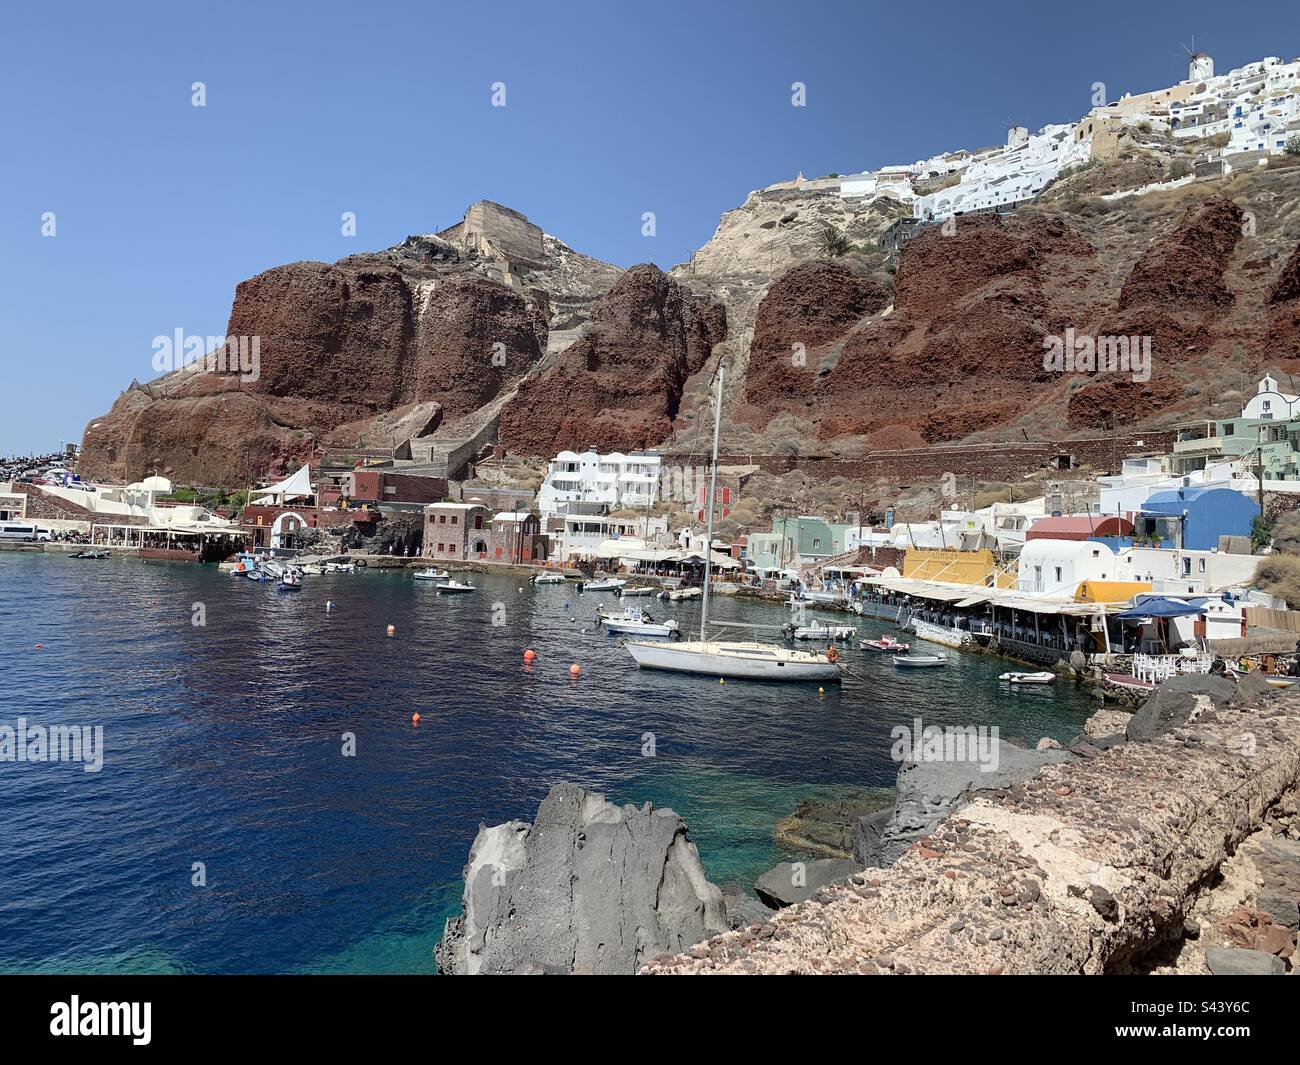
[0,553,1098,973]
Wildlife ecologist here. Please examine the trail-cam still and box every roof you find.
[1025,516,1134,540]
[424,501,485,511]
[492,511,533,523]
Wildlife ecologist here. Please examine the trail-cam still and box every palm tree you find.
[818,224,852,257]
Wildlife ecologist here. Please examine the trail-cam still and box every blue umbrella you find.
[1112,596,1208,620]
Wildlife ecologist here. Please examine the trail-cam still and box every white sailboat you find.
[623,361,841,683]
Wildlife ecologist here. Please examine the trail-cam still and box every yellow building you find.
[902,548,1016,589]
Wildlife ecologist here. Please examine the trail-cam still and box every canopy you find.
[252,464,312,504]
[1112,596,1207,620]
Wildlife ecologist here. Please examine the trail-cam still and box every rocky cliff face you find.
[497,264,726,456]
[78,166,1300,484]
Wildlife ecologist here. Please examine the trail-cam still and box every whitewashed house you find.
[537,449,662,519]
[1015,539,1117,597]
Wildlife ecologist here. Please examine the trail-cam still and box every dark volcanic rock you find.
[851,807,893,867]
[435,782,726,975]
[498,264,726,455]
[755,858,860,908]
[1125,674,1239,742]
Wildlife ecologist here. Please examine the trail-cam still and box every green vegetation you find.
[818,224,853,257]
[1286,135,1300,157]
[1251,514,1275,553]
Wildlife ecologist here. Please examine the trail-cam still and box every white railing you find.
[1131,653,1213,683]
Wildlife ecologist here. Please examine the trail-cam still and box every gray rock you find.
[436,782,727,975]
[1229,668,1277,705]
[1204,947,1286,975]
[1125,674,1238,742]
[851,807,892,867]
[755,858,859,908]
[720,884,772,927]
[876,740,1074,867]
[1256,890,1299,932]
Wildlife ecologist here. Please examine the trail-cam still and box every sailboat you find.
[622,362,841,683]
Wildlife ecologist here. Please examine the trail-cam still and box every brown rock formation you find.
[742,260,888,418]
[498,264,726,455]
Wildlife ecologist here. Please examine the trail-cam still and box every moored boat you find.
[436,580,475,594]
[597,605,679,638]
[625,639,840,681]
[893,653,945,668]
[531,572,566,585]
[999,671,1056,684]
[784,621,855,641]
[861,635,909,653]
[413,568,451,583]
[583,578,626,592]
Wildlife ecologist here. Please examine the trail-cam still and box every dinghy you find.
[892,653,945,668]
[413,568,451,583]
[436,580,475,594]
[999,671,1055,685]
[618,586,655,597]
[583,578,626,592]
[861,635,909,653]
[531,572,566,585]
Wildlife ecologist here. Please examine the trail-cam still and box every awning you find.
[954,594,989,608]
[251,464,312,504]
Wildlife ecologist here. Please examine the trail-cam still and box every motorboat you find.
[436,580,475,594]
[861,635,909,653]
[597,606,679,638]
[583,578,626,592]
[625,639,841,681]
[893,654,945,668]
[245,568,267,582]
[662,587,702,601]
[618,586,655,597]
[999,671,1056,685]
[531,572,566,585]
[325,562,356,574]
[278,572,303,591]
[413,568,451,583]
[621,360,841,684]
[784,621,855,642]
[69,549,109,559]
[301,562,326,576]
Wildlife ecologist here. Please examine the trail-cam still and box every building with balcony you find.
[537,449,662,518]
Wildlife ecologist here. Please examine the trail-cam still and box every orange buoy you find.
[34,643,44,650]
[523,649,537,663]
[411,712,421,724]
[569,663,582,677]
[386,624,396,637]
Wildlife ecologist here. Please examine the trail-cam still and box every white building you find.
[537,449,662,519]
[1015,539,1118,597]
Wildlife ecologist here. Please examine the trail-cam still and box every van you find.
[0,523,51,542]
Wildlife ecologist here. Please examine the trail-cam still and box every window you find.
[451,516,458,524]
[1054,567,1062,582]
[439,515,446,524]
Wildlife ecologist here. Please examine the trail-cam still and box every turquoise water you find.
[0,553,1098,973]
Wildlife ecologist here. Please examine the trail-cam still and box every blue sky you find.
[2,0,1297,456]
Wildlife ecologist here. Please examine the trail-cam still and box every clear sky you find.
[2,0,1297,456]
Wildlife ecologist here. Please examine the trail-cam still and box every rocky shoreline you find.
[436,673,1299,975]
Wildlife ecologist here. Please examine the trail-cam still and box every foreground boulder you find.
[1125,673,1239,742]
[755,858,859,908]
[436,782,726,975]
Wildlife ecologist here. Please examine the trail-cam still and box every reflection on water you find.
[0,554,1097,972]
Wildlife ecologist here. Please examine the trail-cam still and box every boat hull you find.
[625,640,840,681]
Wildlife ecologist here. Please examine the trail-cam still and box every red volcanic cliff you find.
[78,257,548,484]
[497,264,726,455]
[742,260,888,418]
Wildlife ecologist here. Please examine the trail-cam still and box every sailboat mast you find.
[700,361,724,641]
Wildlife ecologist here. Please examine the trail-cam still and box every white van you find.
[0,523,51,542]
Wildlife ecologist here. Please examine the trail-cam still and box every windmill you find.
[1181,37,1214,82]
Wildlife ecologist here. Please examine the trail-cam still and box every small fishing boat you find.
[278,572,303,591]
[618,586,655,597]
[893,654,945,668]
[301,562,325,575]
[784,622,855,642]
[662,587,702,602]
[583,578,626,592]
[436,580,475,594]
[325,562,356,574]
[413,568,451,583]
[531,572,566,585]
[999,671,1055,685]
[861,635,909,653]
[245,568,266,582]
[597,606,679,638]
[69,549,109,559]
[1264,675,1297,689]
